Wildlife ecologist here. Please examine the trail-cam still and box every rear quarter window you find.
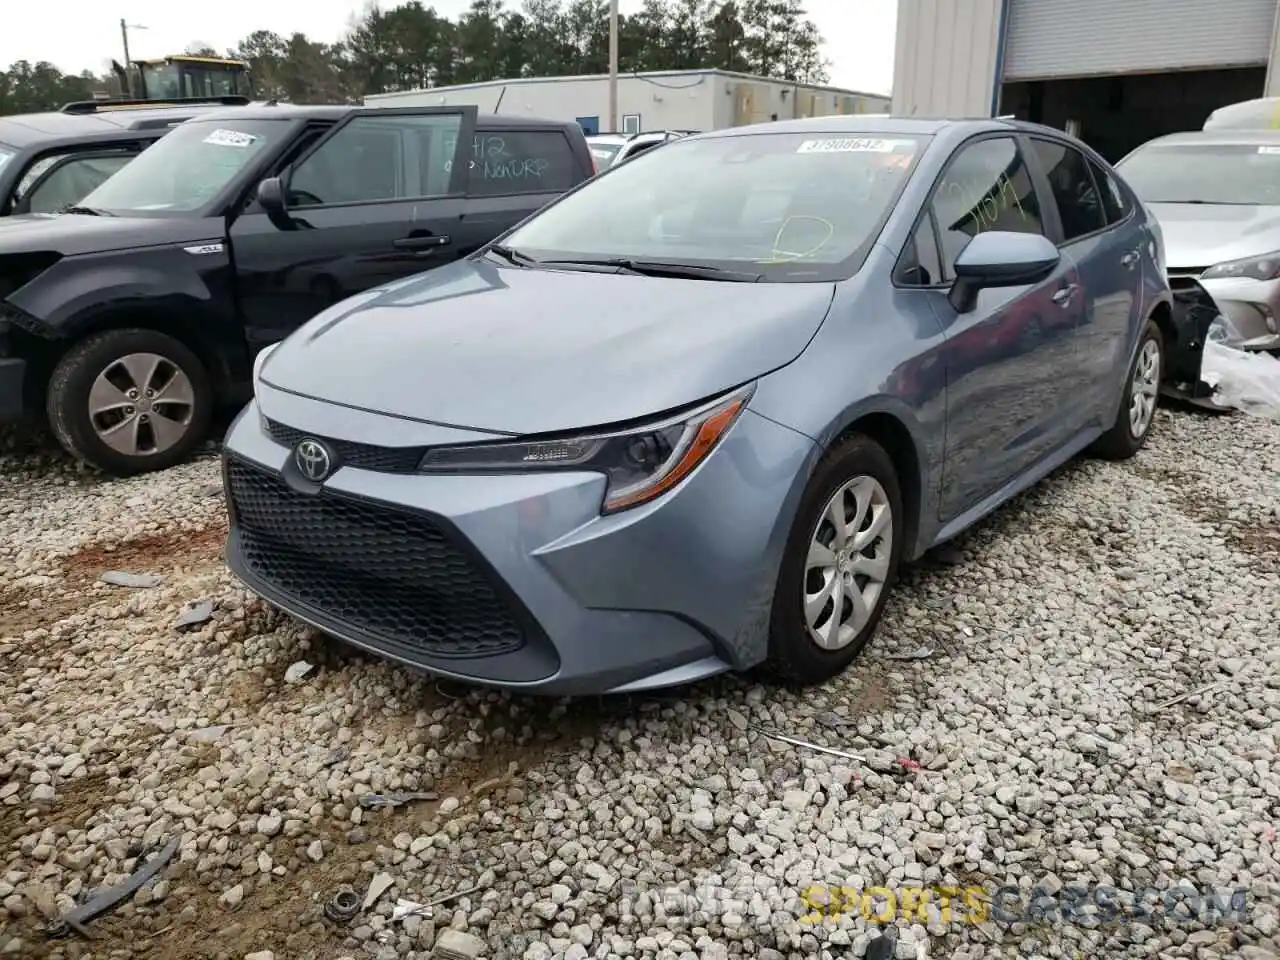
[468,130,580,197]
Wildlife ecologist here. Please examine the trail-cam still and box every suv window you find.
[1089,158,1130,224]
[291,113,462,207]
[20,154,134,214]
[468,130,578,196]
[931,136,1046,278]
[1029,137,1106,242]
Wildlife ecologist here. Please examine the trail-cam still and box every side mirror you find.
[947,231,1061,314]
[257,176,289,226]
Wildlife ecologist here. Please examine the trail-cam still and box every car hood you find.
[261,258,836,435]
[1146,202,1280,271]
[0,212,222,257]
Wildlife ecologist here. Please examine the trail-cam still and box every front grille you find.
[266,419,423,474]
[226,458,528,659]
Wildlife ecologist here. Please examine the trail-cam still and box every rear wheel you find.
[1089,318,1163,461]
[765,434,903,686]
[46,328,213,476]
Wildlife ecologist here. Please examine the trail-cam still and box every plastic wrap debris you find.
[283,660,314,683]
[1201,322,1280,419]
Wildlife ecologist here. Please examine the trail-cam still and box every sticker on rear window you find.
[1258,145,1280,154]
[203,128,258,148]
[796,138,913,154]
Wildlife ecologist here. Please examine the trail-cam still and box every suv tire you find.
[47,328,213,476]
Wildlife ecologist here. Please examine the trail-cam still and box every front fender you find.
[6,243,234,338]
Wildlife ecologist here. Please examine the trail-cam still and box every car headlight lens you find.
[417,384,754,513]
[1201,252,1280,282]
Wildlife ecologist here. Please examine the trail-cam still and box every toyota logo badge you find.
[294,439,333,482]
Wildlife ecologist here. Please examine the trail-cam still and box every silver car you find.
[1116,129,1280,351]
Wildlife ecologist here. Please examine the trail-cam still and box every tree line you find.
[0,0,828,116]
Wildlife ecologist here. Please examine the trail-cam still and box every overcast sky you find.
[4,0,896,95]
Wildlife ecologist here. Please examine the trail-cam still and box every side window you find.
[26,155,133,214]
[290,112,462,207]
[931,137,1046,277]
[896,213,943,287]
[467,131,580,196]
[1029,138,1106,242]
[1089,159,1131,224]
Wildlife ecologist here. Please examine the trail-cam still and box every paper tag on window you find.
[1258,146,1280,154]
[203,129,258,148]
[796,138,912,154]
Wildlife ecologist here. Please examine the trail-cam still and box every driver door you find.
[228,106,478,348]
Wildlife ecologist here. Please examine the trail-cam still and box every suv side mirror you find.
[257,176,290,227]
[947,231,1060,313]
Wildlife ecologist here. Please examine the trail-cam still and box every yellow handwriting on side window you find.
[942,172,1029,233]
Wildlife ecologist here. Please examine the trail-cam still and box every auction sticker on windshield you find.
[1258,146,1280,155]
[203,129,259,148]
[796,138,915,154]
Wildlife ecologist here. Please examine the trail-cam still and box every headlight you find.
[1201,251,1280,282]
[417,384,754,513]
[252,342,280,388]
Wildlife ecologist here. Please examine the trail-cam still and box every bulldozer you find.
[108,55,253,102]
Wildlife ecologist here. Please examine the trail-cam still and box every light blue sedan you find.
[222,116,1173,695]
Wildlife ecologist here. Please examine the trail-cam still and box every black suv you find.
[0,96,249,217]
[0,103,594,474]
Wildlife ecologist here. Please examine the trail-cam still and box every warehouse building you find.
[893,0,1280,160]
[365,69,890,135]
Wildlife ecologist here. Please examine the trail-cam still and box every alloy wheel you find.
[803,475,894,650]
[1129,338,1160,438]
[88,352,196,457]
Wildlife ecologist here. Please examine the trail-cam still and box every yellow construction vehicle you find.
[109,55,253,101]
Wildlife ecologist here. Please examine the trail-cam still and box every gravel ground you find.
[0,406,1277,960]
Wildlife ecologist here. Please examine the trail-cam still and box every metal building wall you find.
[891,0,1006,118]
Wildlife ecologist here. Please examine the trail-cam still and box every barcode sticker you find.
[203,129,258,148]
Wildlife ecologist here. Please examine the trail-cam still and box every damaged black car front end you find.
[1163,273,1227,408]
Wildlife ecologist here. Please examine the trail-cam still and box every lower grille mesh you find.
[226,458,527,659]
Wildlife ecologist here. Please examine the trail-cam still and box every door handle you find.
[1120,250,1140,269]
[1051,284,1077,307]
[394,235,451,251]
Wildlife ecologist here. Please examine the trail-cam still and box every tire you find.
[1089,318,1163,462]
[46,328,213,476]
[765,434,905,686]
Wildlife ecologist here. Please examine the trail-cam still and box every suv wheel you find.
[46,328,213,476]
[765,434,903,686]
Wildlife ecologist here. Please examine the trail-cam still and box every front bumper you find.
[1196,276,1280,351]
[221,393,816,696]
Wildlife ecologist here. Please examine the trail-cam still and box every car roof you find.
[1132,128,1280,148]
[192,103,580,130]
[695,115,1010,139]
[0,103,237,149]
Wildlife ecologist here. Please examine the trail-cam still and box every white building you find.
[365,69,890,135]
[893,0,1280,160]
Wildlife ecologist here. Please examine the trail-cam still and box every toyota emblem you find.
[294,439,333,482]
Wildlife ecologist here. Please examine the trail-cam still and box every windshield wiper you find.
[60,204,114,217]
[1144,199,1250,205]
[541,257,762,282]
[485,243,540,267]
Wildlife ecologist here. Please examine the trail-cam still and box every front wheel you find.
[765,434,904,686]
[46,328,213,476]
[1089,318,1163,461]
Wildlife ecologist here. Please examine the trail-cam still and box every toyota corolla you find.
[222,117,1172,695]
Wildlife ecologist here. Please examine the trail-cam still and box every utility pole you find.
[119,18,146,97]
[608,0,619,132]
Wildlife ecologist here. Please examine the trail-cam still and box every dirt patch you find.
[60,524,228,587]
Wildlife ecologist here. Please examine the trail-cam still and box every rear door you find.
[227,106,477,348]
[1024,135,1137,431]
[450,124,589,256]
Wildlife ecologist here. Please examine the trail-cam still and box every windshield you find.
[1117,142,1280,205]
[505,132,924,281]
[78,118,290,215]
